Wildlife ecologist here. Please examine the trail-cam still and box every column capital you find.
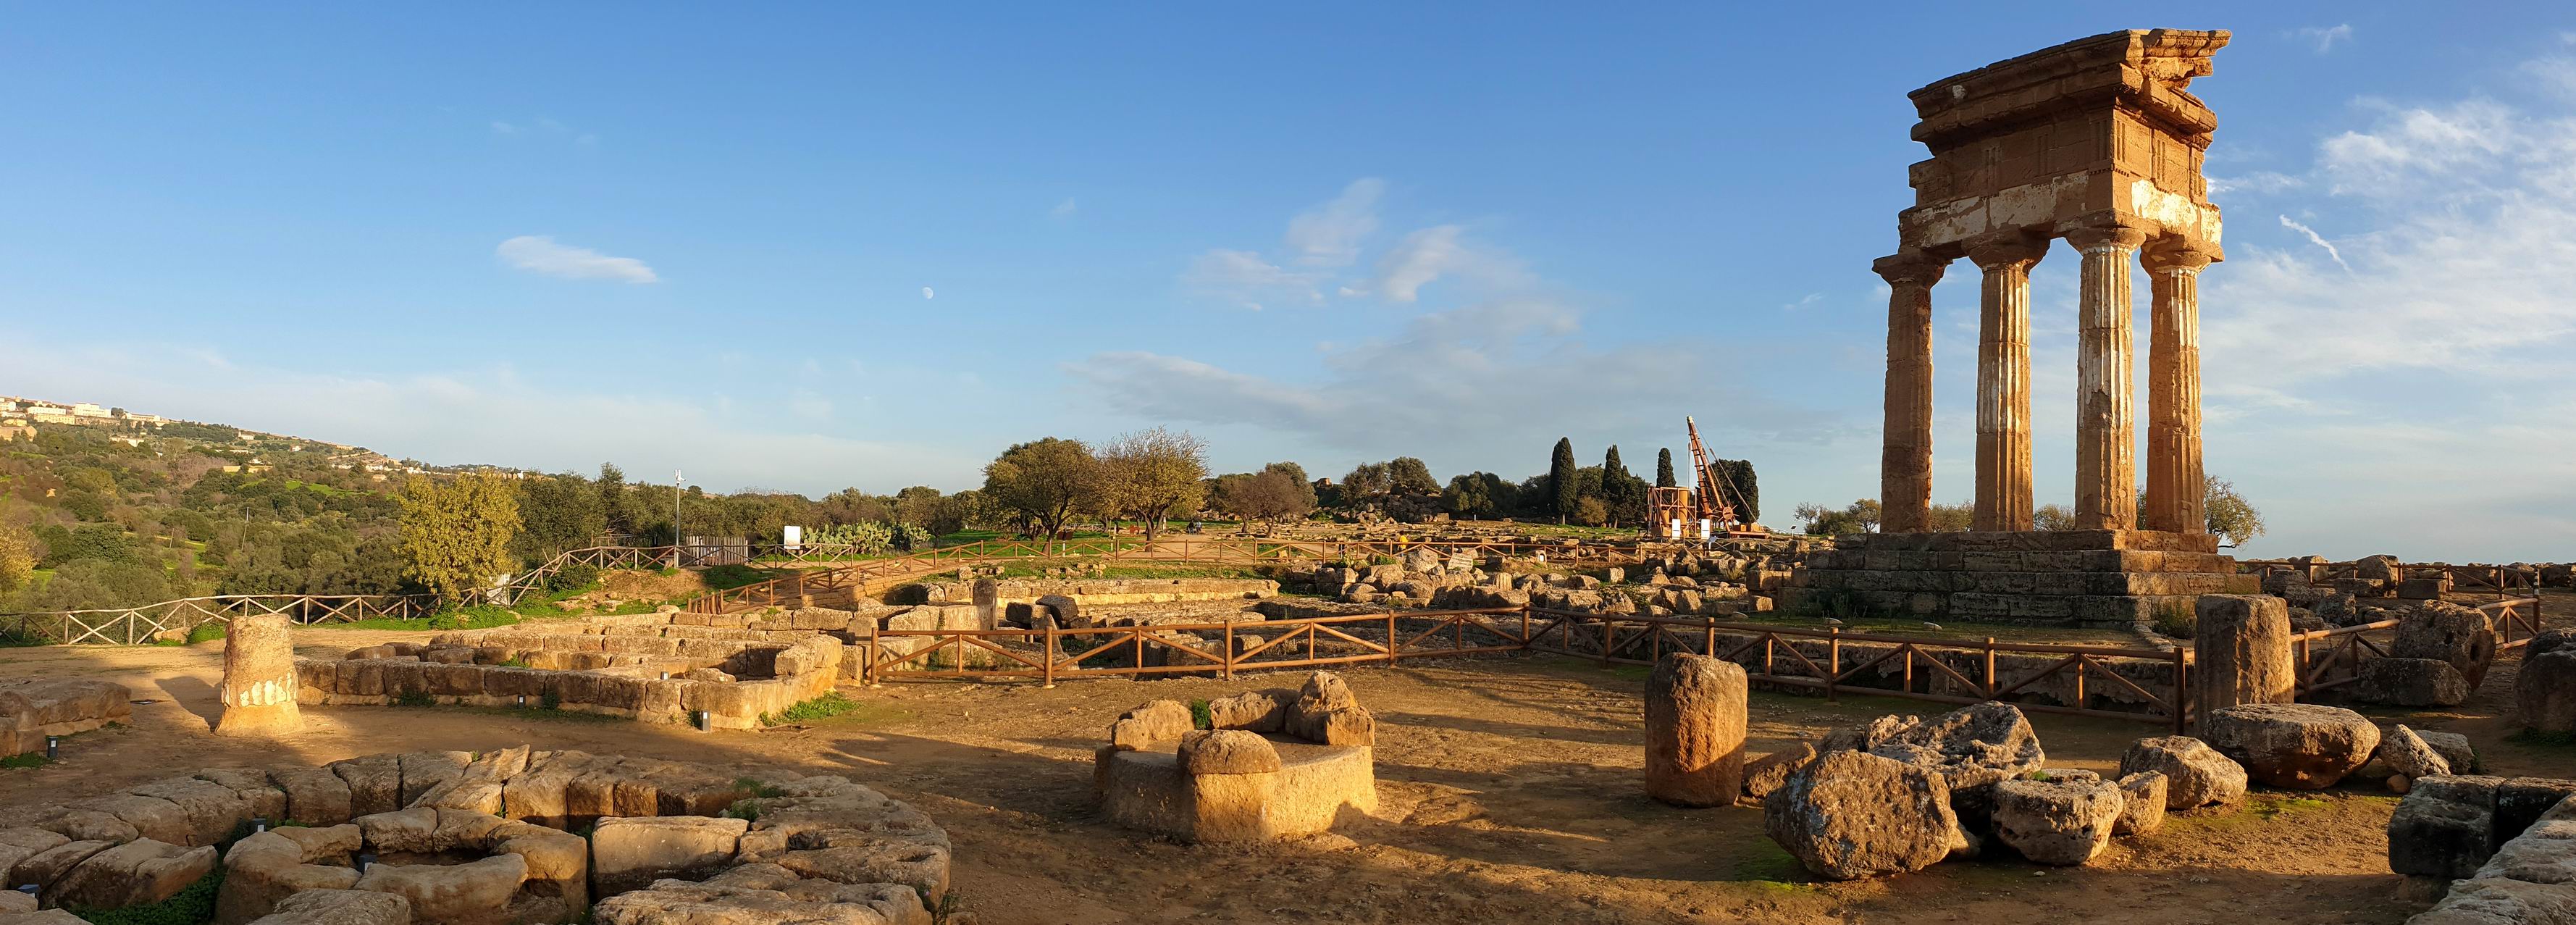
[2063,223,2150,254]
[1964,230,2047,271]
[2142,238,2220,275]
[1872,253,1948,287]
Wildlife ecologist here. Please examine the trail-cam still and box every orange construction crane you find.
[1685,416,1742,531]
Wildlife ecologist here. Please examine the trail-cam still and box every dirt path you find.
[0,631,2562,924]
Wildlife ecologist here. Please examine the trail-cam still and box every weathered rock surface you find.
[1643,653,1747,808]
[1107,700,1193,751]
[2391,601,2499,688]
[2115,771,2169,836]
[1742,743,1816,802]
[1990,776,2124,865]
[2191,595,2295,712]
[246,889,413,924]
[2358,658,2473,708]
[1762,750,1960,880]
[2118,736,2246,808]
[2521,638,2576,735]
[2203,703,2379,790]
[216,614,304,737]
[1178,730,1283,776]
[2407,876,2576,924]
[2380,725,2454,780]
[48,837,217,909]
[590,815,748,898]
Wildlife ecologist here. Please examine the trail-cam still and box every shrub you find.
[540,690,562,711]
[392,690,437,708]
[766,692,864,725]
[1189,699,1212,730]
[70,866,221,925]
[733,777,787,798]
[547,563,603,593]
[498,658,529,669]
[2152,601,2197,639]
[186,621,228,645]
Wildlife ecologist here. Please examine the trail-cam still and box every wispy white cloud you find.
[1282,178,1383,267]
[1050,198,1078,219]
[1782,293,1824,311]
[2275,215,2351,272]
[2207,171,2307,196]
[2294,24,2352,54]
[1181,249,1314,311]
[1369,225,1530,303]
[495,235,660,284]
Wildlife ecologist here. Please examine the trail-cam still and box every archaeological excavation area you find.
[1,25,2572,925]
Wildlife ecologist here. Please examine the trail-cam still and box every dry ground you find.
[0,617,2567,924]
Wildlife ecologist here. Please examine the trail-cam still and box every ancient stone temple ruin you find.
[1794,29,2257,626]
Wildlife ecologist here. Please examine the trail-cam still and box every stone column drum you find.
[1967,233,2044,532]
[1644,653,1749,807]
[214,614,303,737]
[2068,224,2147,530]
[2190,595,2294,727]
[1876,253,1946,535]
[2143,242,2215,534]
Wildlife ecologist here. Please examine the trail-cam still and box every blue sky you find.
[4,4,2574,561]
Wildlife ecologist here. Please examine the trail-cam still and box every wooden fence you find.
[686,535,1657,615]
[2290,595,2544,695]
[0,594,445,645]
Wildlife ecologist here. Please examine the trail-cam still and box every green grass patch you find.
[1727,841,1811,886]
[2510,729,2576,748]
[186,621,227,645]
[762,692,869,726]
[391,690,437,708]
[734,777,788,799]
[1,753,49,769]
[701,564,788,591]
[70,866,220,924]
[2250,795,2330,820]
[1190,698,1213,729]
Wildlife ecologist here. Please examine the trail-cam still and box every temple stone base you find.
[1784,530,2257,627]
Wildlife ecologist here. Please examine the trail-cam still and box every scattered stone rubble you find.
[2391,775,2576,923]
[297,618,844,729]
[0,747,950,924]
[1276,548,1790,617]
[0,678,129,757]
[1095,672,1378,842]
[2520,630,2576,737]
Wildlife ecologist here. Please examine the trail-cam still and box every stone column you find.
[214,614,302,737]
[1965,233,2046,532]
[2142,241,2215,534]
[2066,225,2149,530]
[2189,595,2294,724]
[1644,652,1748,807]
[1874,254,1947,535]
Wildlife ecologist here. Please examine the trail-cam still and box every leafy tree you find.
[1926,501,1976,532]
[1600,445,1648,528]
[37,523,137,567]
[396,474,521,602]
[1712,459,1761,524]
[0,525,31,603]
[1574,497,1609,527]
[982,438,1099,540]
[1795,498,1881,536]
[1443,474,1493,519]
[1212,466,1317,522]
[2031,503,2077,532]
[1656,448,1677,488]
[1548,438,1578,524]
[1340,462,1392,500]
[516,472,605,562]
[1094,427,1209,540]
[1385,457,1439,496]
[26,558,176,611]
[2202,477,2265,547]
[595,464,631,534]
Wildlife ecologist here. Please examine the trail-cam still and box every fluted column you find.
[1874,253,1947,535]
[2142,241,2215,535]
[2065,224,2149,530]
[1965,233,2046,532]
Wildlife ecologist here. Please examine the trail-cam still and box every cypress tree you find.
[1655,448,1677,488]
[1548,438,1578,525]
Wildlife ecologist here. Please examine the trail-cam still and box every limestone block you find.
[2357,658,2472,707]
[2189,595,2294,714]
[0,829,68,889]
[2499,779,2576,844]
[75,794,194,846]
[590,863,926,925]
[217,615,304,737]
[2474,818,2576,884]
[2117,736,2246,808]
[329,756,403,817]
[244,888,412,924]
[1107,700,1193,751]
[1178,731,1281,775]
[1762,750,1960,880]
[2203,703,2379,790]
[588,816,746,897]
[2388,777,2501,879]
[395,752,470,808]
[2378,725,2453,780]
[127,777,256,846]
[12,840,114,895]
[1741,743,1816,802]
[352,853,525,925]
[214,825,364,924]
[1642,653,1748,808]
[487,821,587,921]
[2419,731,2478,774]
[2522,649,2576,735]
[2392,601,2499,687]
[2114,771,2168,836]
[196,769,290,824]
[1991,777,2124,865]
[2408,877,2576,925]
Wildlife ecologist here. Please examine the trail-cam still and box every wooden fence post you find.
[1386,611,1398,666]
[1222,622,1235,680]
[1598,621,1611,667]
[1983,637,1997,700]
[1826,627,1840,703]
[2171,645,2188,733]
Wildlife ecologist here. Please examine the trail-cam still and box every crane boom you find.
[1684,416,1739,530]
